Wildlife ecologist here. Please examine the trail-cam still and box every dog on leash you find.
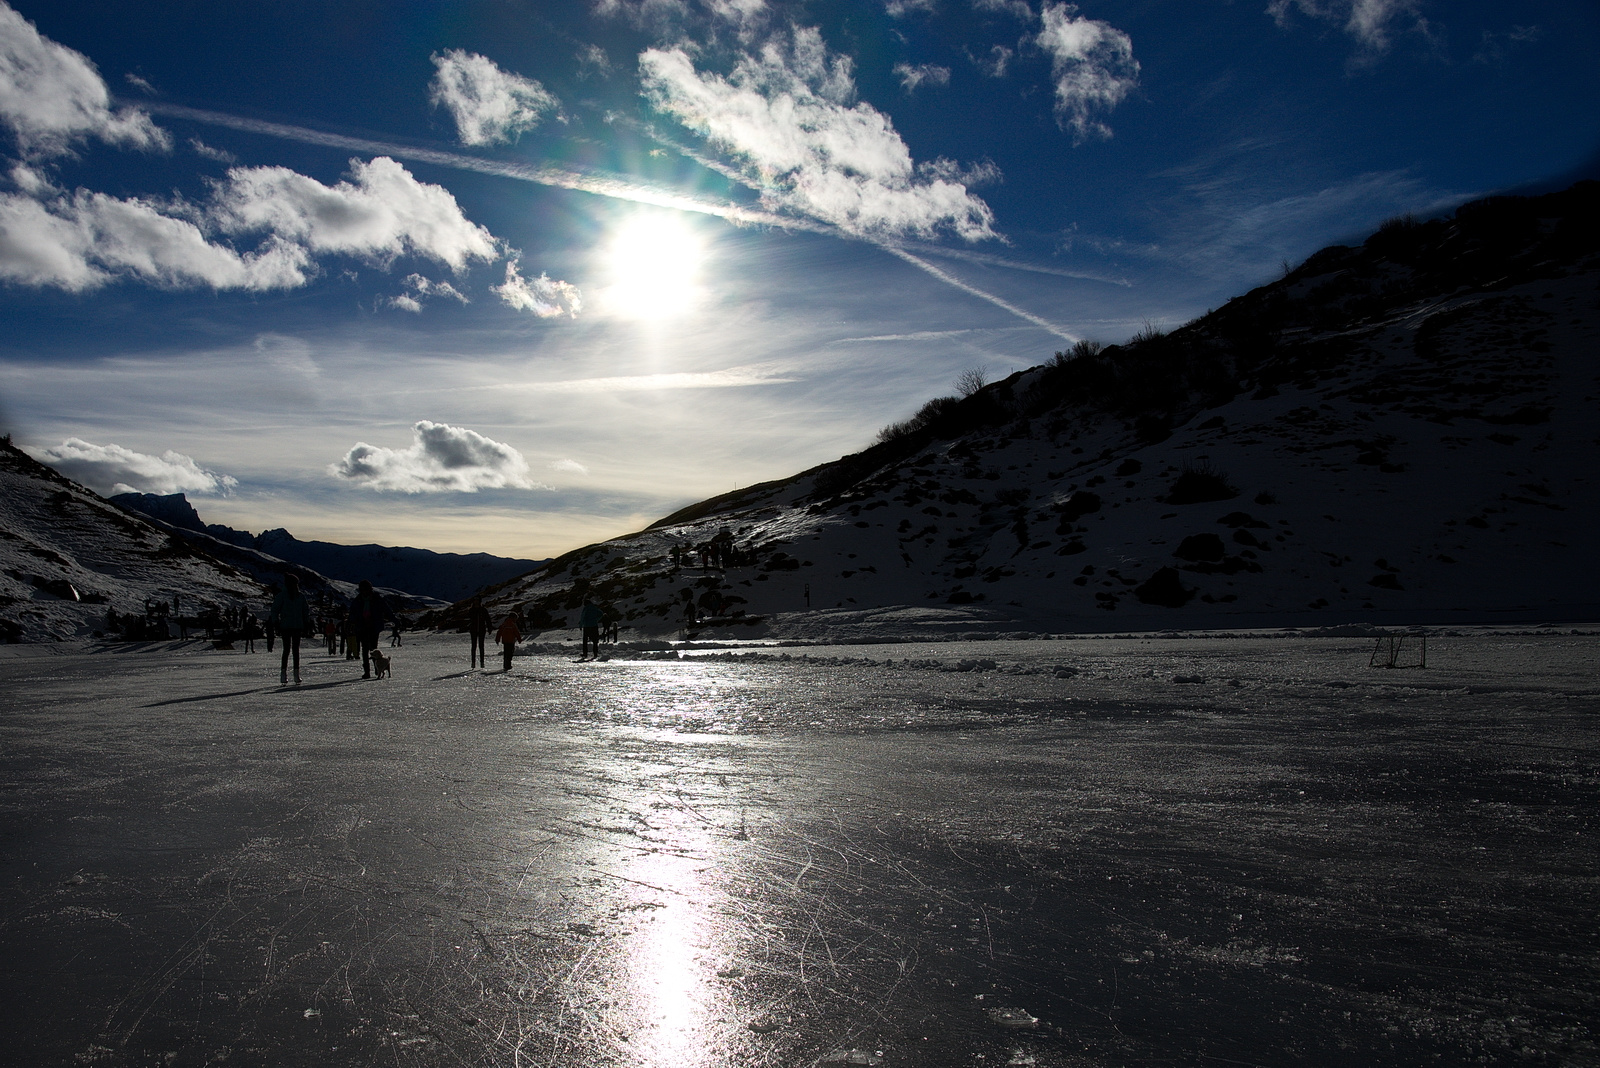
[370,650,392,679]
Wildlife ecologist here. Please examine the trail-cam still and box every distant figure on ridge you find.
[496,612,521,672]
[578,596,604,660]
[468,596,493,669]
[269,574,313,685]
[349,580,393,679]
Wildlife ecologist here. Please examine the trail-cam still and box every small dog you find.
[370,650,392,679]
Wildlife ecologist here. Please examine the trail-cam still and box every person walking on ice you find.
[496,611,521,672]
[349,580,393,679]
[269,574,313,685]
[468,595,492,669]
[578,596,603,660]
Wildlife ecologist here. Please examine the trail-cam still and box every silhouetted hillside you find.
[440,182,1599,637]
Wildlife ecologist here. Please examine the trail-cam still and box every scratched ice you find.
[1,630,1597,1066]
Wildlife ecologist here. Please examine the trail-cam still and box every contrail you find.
[878,245,1079,342]
[139,101,826,232]
[144,100,1078,339]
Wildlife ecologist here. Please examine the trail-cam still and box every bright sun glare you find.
[606,214,705,320]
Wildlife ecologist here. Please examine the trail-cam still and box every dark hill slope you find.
[0,439,267,641]
[440,182,1600,638]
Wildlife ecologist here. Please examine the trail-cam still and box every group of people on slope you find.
[465,595,610,670]
[267,576,392,685]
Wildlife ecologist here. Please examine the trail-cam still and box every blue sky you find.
[1,0,1595,557]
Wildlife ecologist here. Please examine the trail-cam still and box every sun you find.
[604,214,705,320]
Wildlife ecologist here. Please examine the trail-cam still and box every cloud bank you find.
[331,421,544,493]
[25,438,237,496]
[639,27,997,240]
[429,50,561,146]
[1034,2,1140,141]
[0,1,168,157]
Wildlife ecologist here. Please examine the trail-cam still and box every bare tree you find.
[955,366,987,397]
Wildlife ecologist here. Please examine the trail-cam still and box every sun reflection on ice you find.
[620,806,736,1067]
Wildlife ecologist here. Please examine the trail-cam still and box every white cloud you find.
[1034,2,1140,141]
[894,62,951,94]
[210,156,501,272]
[0,1,169,157]
[550,457,589,474]
[25,438,237,497]
[123,72,156,95]
[493,259,582,317]
[1266,0,1428,58]
[330,420,545,493]
[428,50,561,147]
[0,156,508,293]
[0,189,311,291]
[384,272,468,312]
[885,0,936,16]
[638,28,997,240]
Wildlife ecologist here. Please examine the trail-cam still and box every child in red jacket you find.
[496,613,521,672]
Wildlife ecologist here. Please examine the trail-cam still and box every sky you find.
[0,0,1595,559]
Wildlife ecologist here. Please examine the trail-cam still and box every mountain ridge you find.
[109,492,545,603]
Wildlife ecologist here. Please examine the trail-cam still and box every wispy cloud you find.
[384,273,468,313]
[1034,2,1140,141]
[0,1,168,157]
[973,0,1033,19]
[188,137,236,163]
[24,438,237,496]
[638,27,997,240]
[1473,24,1541,65]
[894,62,951,94]
[330,420,545,493]
[1266,0,1429,61]
[429,50,561,146]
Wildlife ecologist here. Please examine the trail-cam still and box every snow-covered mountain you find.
[0,439,268,641]
[110,492,542,603]
[443,182,1600,639]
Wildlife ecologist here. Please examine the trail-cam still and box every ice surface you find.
[1,631,1597,1066]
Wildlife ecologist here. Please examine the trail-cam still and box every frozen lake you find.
[2,631,1596,1067]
